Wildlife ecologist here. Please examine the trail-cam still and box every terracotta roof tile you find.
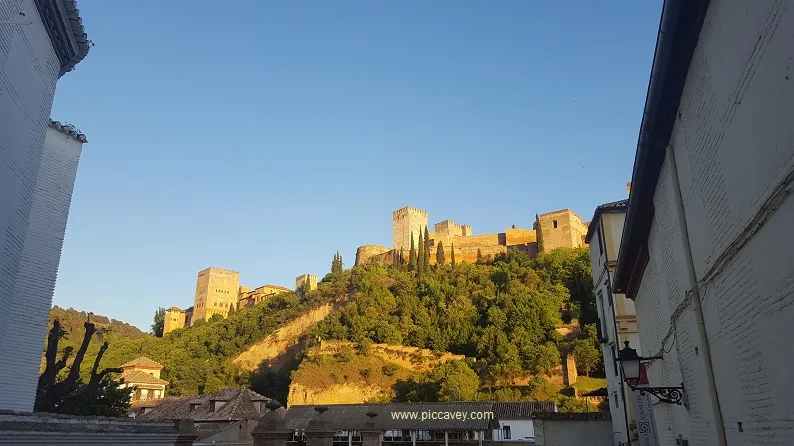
[492,401,558,419]
[121,369,168,386]
[120,357,163,369]
[137,388,274,423]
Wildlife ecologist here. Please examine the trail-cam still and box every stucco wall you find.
[0,0,64,412]
[532,419,612,446]
[632,1,794,444]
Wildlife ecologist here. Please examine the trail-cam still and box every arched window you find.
[553,220,558,228]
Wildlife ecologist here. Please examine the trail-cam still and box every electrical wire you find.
[643,158,794,366]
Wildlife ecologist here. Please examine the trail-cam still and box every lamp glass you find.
[621,358,641,381]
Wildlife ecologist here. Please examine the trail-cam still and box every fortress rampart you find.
[355,206,588,267]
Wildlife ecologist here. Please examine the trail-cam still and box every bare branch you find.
[65,322,95,385]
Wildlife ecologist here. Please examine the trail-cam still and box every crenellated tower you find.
[392,206,429,251]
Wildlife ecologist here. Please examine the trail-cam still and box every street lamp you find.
[616,341,687,407]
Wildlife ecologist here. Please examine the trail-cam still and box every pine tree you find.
[451,243,456,268]
[436,241,446,266]
[409,235,417,271]
[417,231,425,274]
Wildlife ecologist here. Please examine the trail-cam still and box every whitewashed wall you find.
[0,0,63,412]
[493,419,535,442]
[635,0,794,444]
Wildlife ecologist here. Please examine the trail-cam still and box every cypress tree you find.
[409,235,417,271]
[477,248,483,263]
[451,243,456,268]
[417,231,425,274]
[436,241,446,266]
[423,226,431,270]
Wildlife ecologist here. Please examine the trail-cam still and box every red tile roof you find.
[120,357,164,369]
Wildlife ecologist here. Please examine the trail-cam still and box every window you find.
[503,426,511,439]
[597,224,604,255]
[614,391,620,408]
[553,220,558,228]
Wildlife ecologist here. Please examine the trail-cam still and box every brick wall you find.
[632,0,794,443]
[0,0,66,411]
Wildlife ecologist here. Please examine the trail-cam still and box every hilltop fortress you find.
[355,206,590,266]
[163,268,318,335]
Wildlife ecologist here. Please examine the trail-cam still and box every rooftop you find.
[135,388,275,423]
[584,199,629,243]
[121,369,168,386]
[49,119,87,142]
[120,357,164,369]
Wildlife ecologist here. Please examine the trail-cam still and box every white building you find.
[490,401,557,443]
[613,0,794,444]
[584,195,638,445]
[0,0,90,412]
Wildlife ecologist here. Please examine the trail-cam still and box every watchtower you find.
[392,206,429,251]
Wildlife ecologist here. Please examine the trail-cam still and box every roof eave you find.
[34,0,91,77]
[613,0,712,295]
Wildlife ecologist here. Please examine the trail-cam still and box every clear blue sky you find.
[51,0,663,331]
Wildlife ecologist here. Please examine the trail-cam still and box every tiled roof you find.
[60,0,91,73]
[193,421,240,440]
[284,402,499,431]
[492,401,558,419]
[137,388,275,423]
[49,120,87,143]
[120,357,164,369]
[531,411,611,421]
[584,198,629,243]
[121,369,168,386]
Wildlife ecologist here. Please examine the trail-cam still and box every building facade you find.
[585,195,638,445]
[0,0,90,411]
[119,357,169,402]
[164,267,296,333]
[613,0,794,444]
[192,267,241,323]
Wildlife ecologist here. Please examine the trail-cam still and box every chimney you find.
[626,182,632,196]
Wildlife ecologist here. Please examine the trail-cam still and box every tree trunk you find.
[65,322,96,384]
[87,341,122,392]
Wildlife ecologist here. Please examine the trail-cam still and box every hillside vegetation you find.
[46,247,605,410]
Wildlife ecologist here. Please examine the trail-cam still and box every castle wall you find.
[392,206,428,251]
[163,308,186,335]
[295,274,318,292]
[192,267,240,323]
[505,227,537,245]
[355,245,391,266]
[448,233,501,249]
[537,210,589,252]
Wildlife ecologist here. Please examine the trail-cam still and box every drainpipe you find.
[667,146,727,446]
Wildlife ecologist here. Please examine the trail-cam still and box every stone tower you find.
[536,209,589,252]
[192,267,240,323]
[392,206,429,251]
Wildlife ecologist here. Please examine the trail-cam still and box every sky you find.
[51,0,664,332]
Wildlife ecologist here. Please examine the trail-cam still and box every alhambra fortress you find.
[164,206,589,335]
[354,206,590,266]
[163,272,319,334]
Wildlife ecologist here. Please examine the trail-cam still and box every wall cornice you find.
[33,0,90,76]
